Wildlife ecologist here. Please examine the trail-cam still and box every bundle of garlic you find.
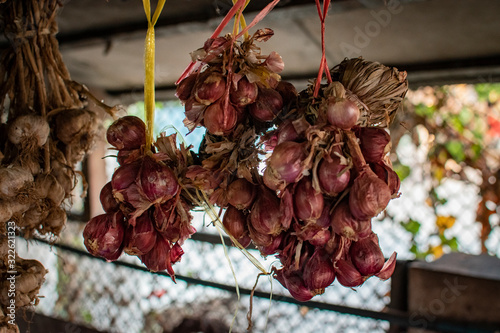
[0,0,117,238]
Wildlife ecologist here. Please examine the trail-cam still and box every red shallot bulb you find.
[249,186,284,236]
[117,149,142,165]
[106,116,146,150]
[293,177,324,222]
[223,205,247,240]
[83,211,126,261]
[274,80,298,107]
[276,270,315,302]
[370,161,401,196]
[100,182,119,213]
[358,127,391,163]
[303,248,335,292]
[349,167,391,221]
[203,101,238,136]
[137,155,179,204]
[335,258,364,288]
[318,154,350,197]
[330,200,371,241]
[226,178,256,210]
[326,98,360,130]
[259,233,283,256]
[230,77,258,107]
[248,87,283,122]
[194,72,226,105]
[350,233,385,276]
[141,235,180,280]
[175,73,198,102]
[111,160,141,202]
[124,212,157,256]
[264,141,308,191]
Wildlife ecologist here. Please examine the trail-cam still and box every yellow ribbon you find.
[143,0,166,150]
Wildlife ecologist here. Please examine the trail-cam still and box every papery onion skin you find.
[100,182,119,213]
[275,80,298,107]
[203,101,238,136]
[276,270,315,302]
[175,73,198,102]
[248,87,283,122]
[124,212,157,256]
[264,141,308,191]
[335,258,364,288]
[350,233,385,276]
[370,161,401,196]
[137,155,179,203]
[293,177,324,222]
[0,166,34,198]
[249,186,284,236]
[8,114,50,147]
[349,167,391,221]
[226,178,256,210]
[318,155,350,197]
[194,72,226,105]
[83,211,126,261]
[106,116,146,150]
[303,248,336,292]
[326,98,360,130]
[141,236,178,280]
[111,161,141,193]
[223,205,247,240]
[230,77,258,107]
[358,127,391,163]
[331,200,371,241]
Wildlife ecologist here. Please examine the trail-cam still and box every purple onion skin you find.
[141,235,179,280]
[175,73,198,102]
[264,141,307,190]
[100,182,119,213]
[275,80,298,107]
[249,186,283,236]
[106,116,146,150]
[203,101,238,136]
[138,155,179,203]
[335,258,365,288]
[230,77,258,107]
[303,248,336,292]
[358,127,391,163]
[194,72,226,105]
[293,177,324,222]
[350,233,385,276]
[124,212,157,256]
[111,161,141,192]
[370,161,401,196]
[326,98,360,130]
[318,155,350,197]
[223,205,247,240]
[275,270,315,302]
[226,178,256,210]
[330,200,372,241]
[349,167,391,221]
[83,211,126,261]
[248,88,283,122]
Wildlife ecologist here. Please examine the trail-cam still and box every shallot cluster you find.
[83,116,195,280]
[209,59,406,301]
[176,29,293,136]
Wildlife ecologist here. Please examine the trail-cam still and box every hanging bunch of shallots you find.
[260,60,408,300]
[83,116,196,279]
